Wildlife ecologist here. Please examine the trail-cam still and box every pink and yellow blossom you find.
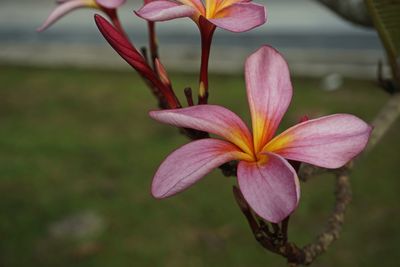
[149,45,372,223]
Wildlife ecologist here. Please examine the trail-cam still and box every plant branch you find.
[367,94,400,150]
[300,167,352,265]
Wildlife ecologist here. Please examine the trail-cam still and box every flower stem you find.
[198,17,216,105]
[184,87,194,106]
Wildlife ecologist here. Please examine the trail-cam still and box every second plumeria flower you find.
[37,0,126,32]
[136,0,267,103]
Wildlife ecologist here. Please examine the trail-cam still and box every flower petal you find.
[179,0,205,15]
[37,0,89,32]
[152,139,249,198]
[135,0,198,22]
[237,152,300,223]
[149,105,254,155]
[245,45,293,152]
[205,0,250,18]
[265,114,372,168]
[96,0,126,9]
[215,0,251,10]
[208,2,267,32]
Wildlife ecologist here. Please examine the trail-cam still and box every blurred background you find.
[0,0,399,266]
[0,0,386,77]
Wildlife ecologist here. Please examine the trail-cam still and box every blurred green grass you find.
[0,65,399,267]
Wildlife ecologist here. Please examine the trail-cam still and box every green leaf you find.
[365,0,400,86]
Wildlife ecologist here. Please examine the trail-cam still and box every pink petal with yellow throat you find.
[245,45,293,152]
[265,114,372,168]
[149,105,254,155]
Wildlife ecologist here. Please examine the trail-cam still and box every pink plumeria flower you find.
[136,0,267,33]
[37,0,126,32]
[149,46,372,223]
[136,0,267,103]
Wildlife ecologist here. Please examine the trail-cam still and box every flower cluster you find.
[38,0,371,223]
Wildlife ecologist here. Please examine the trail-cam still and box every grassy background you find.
[0,65,399,267]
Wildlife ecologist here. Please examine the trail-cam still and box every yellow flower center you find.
[238,123,294,164]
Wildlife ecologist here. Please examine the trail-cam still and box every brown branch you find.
[298,164,328,182]
[301,167,352,265]
[367,93,400,150]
